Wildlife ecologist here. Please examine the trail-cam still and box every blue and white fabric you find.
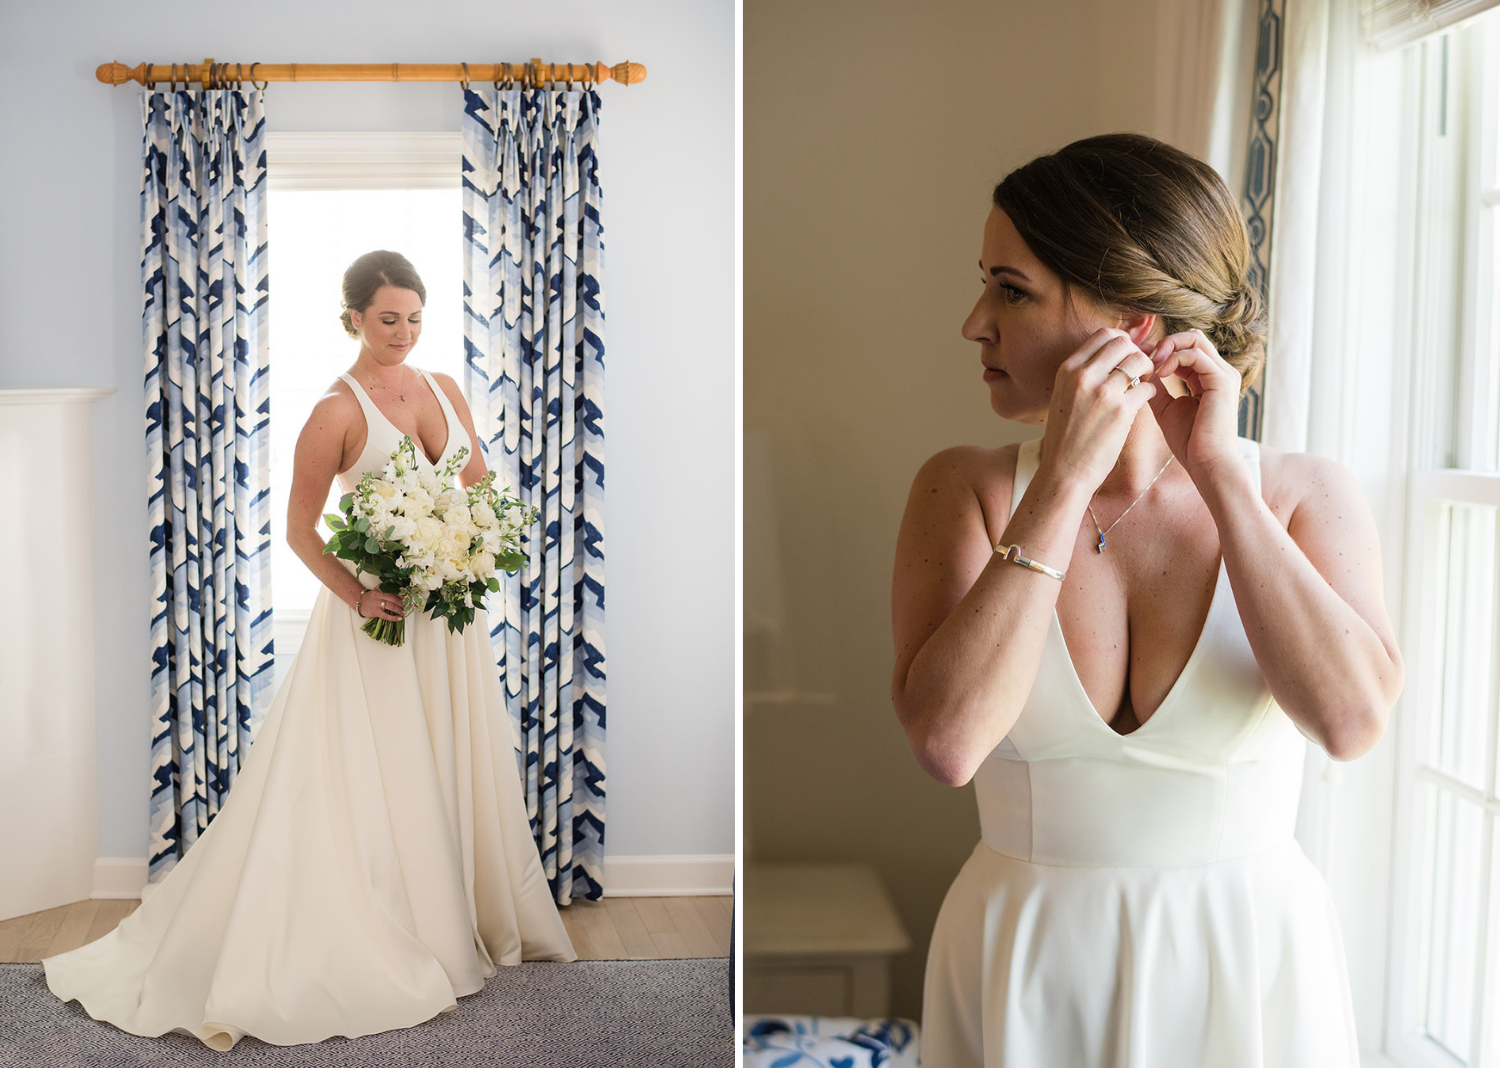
[461,86,607,904]
[743,1017,921,1068]
[142,88,272,881]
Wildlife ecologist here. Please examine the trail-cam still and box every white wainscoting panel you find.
[0,388,112,922]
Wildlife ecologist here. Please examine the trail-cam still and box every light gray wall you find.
[0,0,734,863]
[744,0,1159,1019]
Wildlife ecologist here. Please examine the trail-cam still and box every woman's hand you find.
[356,589,406,622]
[1038,328,1158,492]
[1145,330,1243,481]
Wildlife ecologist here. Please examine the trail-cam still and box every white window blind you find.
[1363,0,1500,50]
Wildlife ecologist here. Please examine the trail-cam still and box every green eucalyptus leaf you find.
[323,513,346,530]
[355,518,371,533]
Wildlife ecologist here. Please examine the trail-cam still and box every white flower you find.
[385,514,417,541]
[402,487,434,516]
[446,501,472,526]
[471,501,497,528]
[413,516,443,547]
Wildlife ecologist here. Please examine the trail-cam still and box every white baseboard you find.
[92,857,148,899]
[92,853,736,901]
[601,854,735,897]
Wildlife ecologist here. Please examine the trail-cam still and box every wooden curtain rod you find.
[96,59,647,89]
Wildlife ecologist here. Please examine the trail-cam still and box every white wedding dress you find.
[43,369,575,1051]
[921,438,1359,1067]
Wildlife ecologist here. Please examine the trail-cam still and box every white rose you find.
[413,516,443,548]
[471,501,497,528]
[385,514,417,541]
[402,487,434,516]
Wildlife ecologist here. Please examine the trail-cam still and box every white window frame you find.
[263,132,462,671]
[1384,14,1500,1068]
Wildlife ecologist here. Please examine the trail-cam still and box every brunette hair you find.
[993,133,1265,393]
[339,250,427,338]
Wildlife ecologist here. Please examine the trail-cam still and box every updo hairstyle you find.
[993,134,1266,394]
[339,251,427,338]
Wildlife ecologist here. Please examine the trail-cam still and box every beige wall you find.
[745,0,1160,1020]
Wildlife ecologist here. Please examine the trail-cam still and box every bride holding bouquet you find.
[43,250,575,1050]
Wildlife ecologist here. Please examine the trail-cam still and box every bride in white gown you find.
[892,136,1403,1066]
[43,250,575,1051]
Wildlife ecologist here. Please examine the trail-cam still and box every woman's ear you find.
[1116,310,1159,350]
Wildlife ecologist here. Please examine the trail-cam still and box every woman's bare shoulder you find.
[906,443,1022,542]
[912,442,1019,493]
[299,378,363,444]
[1255,443,1363,523]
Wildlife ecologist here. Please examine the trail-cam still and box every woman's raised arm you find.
[1149,330,1404,758]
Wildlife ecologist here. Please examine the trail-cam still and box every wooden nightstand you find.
[744,861,912,1017]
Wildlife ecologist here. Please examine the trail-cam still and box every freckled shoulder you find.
[298,378,366,474]
[1256,443,1357,529]
[910,442,1022,545]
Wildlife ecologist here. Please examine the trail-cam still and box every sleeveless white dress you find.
[43,369,575,1051]
[921,438,1359,1068]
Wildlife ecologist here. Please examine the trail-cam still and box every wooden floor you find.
[0,895,732,964]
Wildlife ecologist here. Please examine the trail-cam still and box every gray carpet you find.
[0,959,732,1067]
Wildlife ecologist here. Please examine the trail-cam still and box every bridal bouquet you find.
[322,436,537,646]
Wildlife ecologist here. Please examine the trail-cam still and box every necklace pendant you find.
[1096,537,1106,553]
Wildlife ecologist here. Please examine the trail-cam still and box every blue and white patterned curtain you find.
[462,87,607,905]
[142,89,273,881]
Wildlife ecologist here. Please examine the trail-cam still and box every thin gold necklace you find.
[362,367,412,402]
[1087,456,1174,553]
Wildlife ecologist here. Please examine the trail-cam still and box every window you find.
[1387,12,1500,1066]
[264,134,463,683]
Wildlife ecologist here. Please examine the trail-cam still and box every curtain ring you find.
[250,62,268,91]
[460,62,470,91]
[235,62,245,87]
[145,63,154,90]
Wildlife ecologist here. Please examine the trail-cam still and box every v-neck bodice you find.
[970,437,1307,868]
[336,369,465,492]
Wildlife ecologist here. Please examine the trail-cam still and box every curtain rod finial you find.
[97,61,146,86]
[608,61,647,86]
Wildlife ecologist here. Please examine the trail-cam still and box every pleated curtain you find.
[461,87,607,904]
[142,89,273,881]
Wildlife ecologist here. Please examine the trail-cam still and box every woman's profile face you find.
[350,285,424,365]
[962,208,1115,425]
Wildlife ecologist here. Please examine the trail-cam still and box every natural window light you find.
[264,183,464,679]
[1389,11,1500,1066]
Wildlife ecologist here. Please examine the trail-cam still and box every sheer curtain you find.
[461,86,607,905]
[142,88,273,881]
